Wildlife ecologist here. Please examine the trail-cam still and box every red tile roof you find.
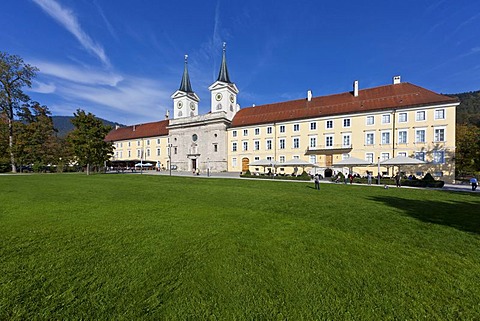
[231,82,458,127]
[105,119,169,141]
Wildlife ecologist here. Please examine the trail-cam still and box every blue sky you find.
[1,0,479,125]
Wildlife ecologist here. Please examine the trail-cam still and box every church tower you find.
[208,43,239,120]
[171,55,200,119]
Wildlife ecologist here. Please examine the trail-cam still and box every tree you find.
[13,102,59,171]
[455,124,480,175]
[68,109,113,175]
[0,52,38,172]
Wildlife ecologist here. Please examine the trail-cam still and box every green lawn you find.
[1,174,479,320]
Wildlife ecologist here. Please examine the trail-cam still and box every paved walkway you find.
[115,170,478,193]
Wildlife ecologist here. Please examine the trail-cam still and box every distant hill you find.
[448,90,480,127]
[52,116,124,137]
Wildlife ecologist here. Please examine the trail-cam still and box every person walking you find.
[314,174,320,190]
[367,172,372,185]
[470,176,478,191]
[394,173,401,187]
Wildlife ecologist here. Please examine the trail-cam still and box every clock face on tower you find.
[230,94,234,103]
[177,101,183,109]
[215,93,223,101]
[190,102,195,110]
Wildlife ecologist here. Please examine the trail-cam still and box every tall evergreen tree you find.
[0,52,38,172]
[68,109,113,175]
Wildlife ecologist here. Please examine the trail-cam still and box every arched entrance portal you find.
[242,158,250,172]
[324,168,333,178]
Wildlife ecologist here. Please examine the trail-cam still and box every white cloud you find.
[31,80,56,94]
[31,0,110,66]
[32,60,123,86]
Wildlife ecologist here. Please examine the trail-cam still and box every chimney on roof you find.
[353,80,359,97]
[307,90,312,102]
[393,75,401,84]
[252,104,255,107]
[115,125,120,130]
[133,125,136,132]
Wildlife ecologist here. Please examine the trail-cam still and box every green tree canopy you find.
[68,109,113,175]
[0,52,38,172]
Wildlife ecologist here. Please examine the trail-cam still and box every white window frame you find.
[433,150,445,164]
[293,124,300,132]
[381,131,391,145]
[434,127,446,142]
[343,118,351,128]
[381,152,390,161]
[342,134,351,147]
[243,129,248,136]
[232,130,237,137]
[366,115,375,126]
[398,130,408,144]
[325,135,334,148]
[310,122,317,130]
[398,112,408,123]
[267,126,273,134]
[279,138,285,149]
[293,137,300,149]
[309,136,317,148]
[254,128,260,135]
[434,109,445,120]
[382,114,391,124]
[279,125,285,133]
[415,151,425,161]
[365,132,375,145]
[232,142,237,152]
[232,157,237,168]
[415,129,426,143]
[254,140,260,151]
[365,153,374,163]
[266,139,272,150]
[416,110,426,122]
[326,120,333,129]
[242,141,248,151]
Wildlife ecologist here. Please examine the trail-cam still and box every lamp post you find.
[207,157,210,177]
[168,143,172,176]
[377,157,381,185]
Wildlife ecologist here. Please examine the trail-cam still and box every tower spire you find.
[217,42,231,83]
[179,54,193,93]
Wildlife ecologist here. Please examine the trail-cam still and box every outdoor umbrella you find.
[332,156,372,175]
[380,155,426,175]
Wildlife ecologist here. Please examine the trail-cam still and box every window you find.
[147,140,150,146]
[254,140,260,151]
[174,147,177,155]
[243,129,248,136]
[232,158,237,168]
[433,150,445,164]
[213,144,218,152]
[232,142,237,152]
[326,120,333,129]
[342,134,351,147]
[254,128,260,135]
[266,139,272,150]
[398,152,407,157]
[157,139,160,144]
[267,126,272,134]
[365,153,374,163]
[381,132,391,144]
[435,109,445,120]
[137,149,141,157]
[279,139,285,149]
[137,140,141,146]
[415,152,425,161]
[382,114,391,124]
[128,142,131,147]
[309,155,316,164]
[325,135,333,147]
[398,112,408,123]
[266,156,273,161]
[343,118,351,127]
[310,136,317,148]
[366,116,374,125]
[146,149,150,157]
[232,130,237,137]
[310,122,317,130]
[279,156,285,163]
[416,111,426,121]
[342,153,350,160]
[242,141,248,151]
[293,124,300,132]
[157,148,161,156]
[381,152,390,161]
[128,150,131,157]
[434,128,445,142]
[433,172,444,177]
[415,129,426,143]
[398,130,407,144]
[279,125,285,133]
[293,137,300,149]
[365,132,375,145]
